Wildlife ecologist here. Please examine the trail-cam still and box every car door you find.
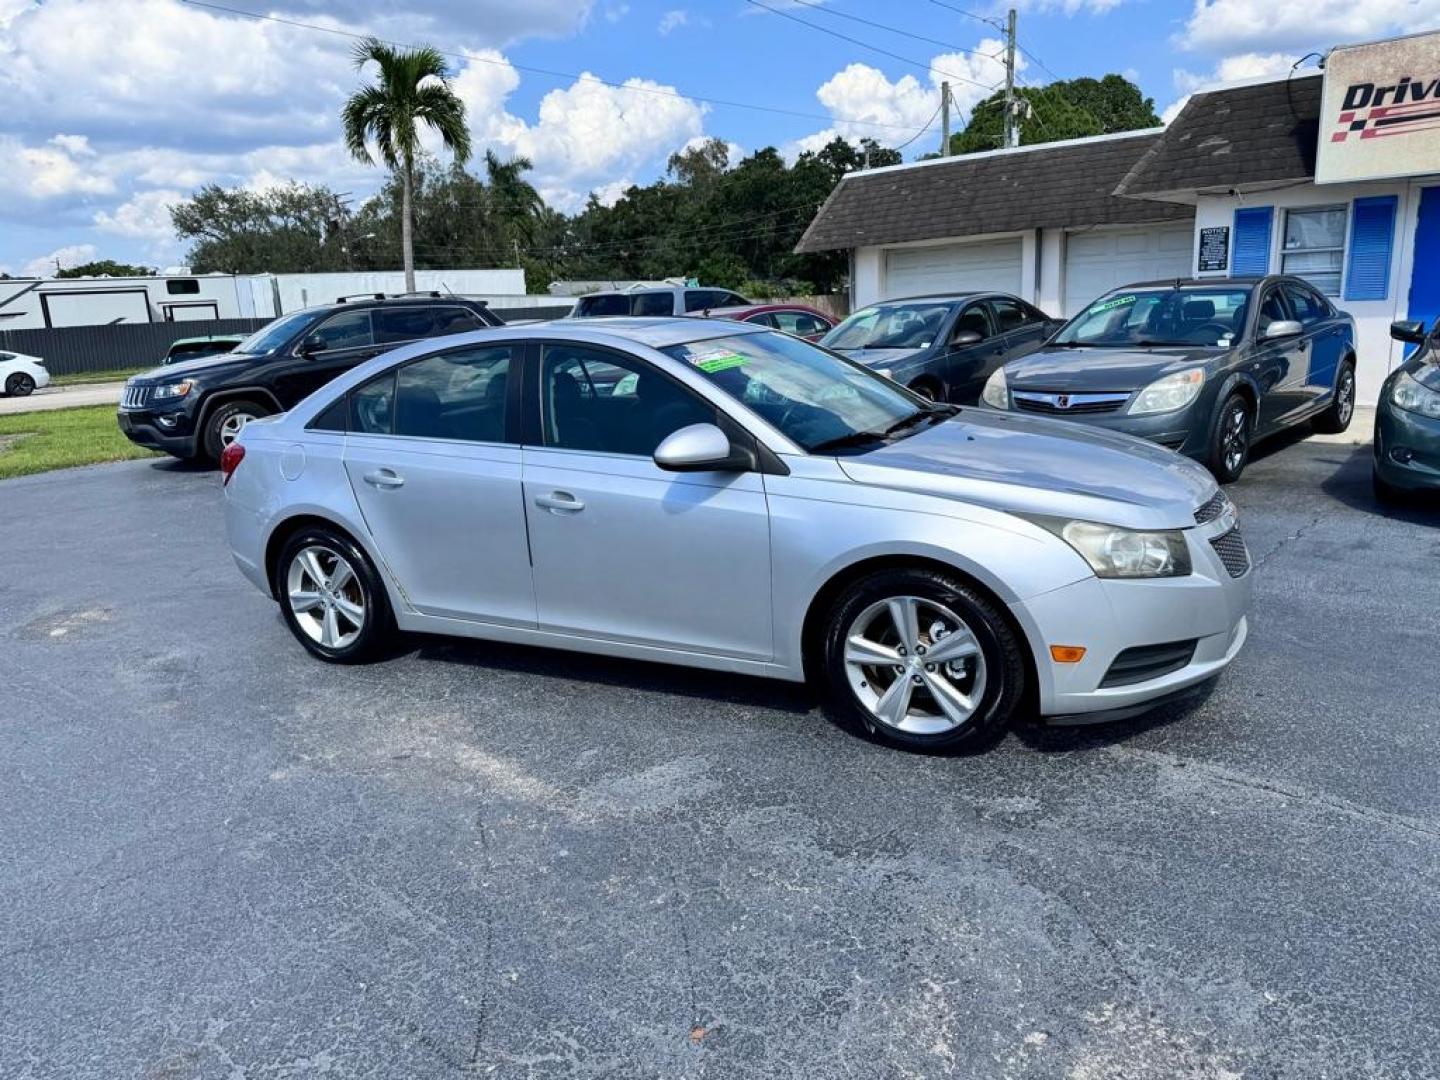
[340,342,536,627]
[1248,285,1308,433]
[270,308,385,407]
[936,302,998,402]
[1282,282,1344,408]
[521,341,773,660]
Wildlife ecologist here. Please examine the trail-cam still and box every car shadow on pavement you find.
[405,634,820,715]
[1011,679,1218,753]
[148,456,214,473]
[1316,442,1440,523]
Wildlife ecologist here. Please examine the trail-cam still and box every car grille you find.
[1011,391,1129,415]
[1193,491,1229,525]
[1210,528,1250,577]
[1100,640,1198,687]
[121,384,152,409]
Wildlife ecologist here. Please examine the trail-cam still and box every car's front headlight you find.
[981,366,1008,409]
[152,379,195,401]
[1129,368,1204,415]
[1025,516,1191,578]
[1391,371,1440,419]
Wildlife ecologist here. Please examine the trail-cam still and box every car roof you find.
[1118,277,1266,289]
[860,292,991,304]
[706,303,826,316]
[287,295,485,317]
[521,316,769,348]
[169,334,246,346]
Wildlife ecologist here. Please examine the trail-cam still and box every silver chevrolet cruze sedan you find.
[222,318,1252,752]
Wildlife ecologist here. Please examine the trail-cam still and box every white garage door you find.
[883,240,1023,300]
[1063,224,1193,316]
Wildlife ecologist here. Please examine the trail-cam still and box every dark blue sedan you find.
[820,292,1059,404]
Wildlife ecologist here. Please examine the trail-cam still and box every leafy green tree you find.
[56,260,154,278]
[170,182,351,273]
[342,37,471,292]
[949,73,1159,155]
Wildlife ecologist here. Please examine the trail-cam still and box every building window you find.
[1281,207,1347,295]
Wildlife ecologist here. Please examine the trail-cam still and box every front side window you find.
[1256,288,1291,336]
[313,309,374,352]
[236,310,317,355]
[771,311,829,336]
[821,302,957,351]
[1054,287,1253,348]
[632,291,674,316]
[1281,207,1347,295]
[953,304,991,341]
[392,346,512,442]
[662,331,927,453]
[373,306,435,344]
[575,294,630,317]
[1283,284,1329,325]
[541,344,715,456]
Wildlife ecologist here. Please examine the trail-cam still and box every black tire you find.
[1205,392,1252,484]
[819,567,1025,752]
[4,372,35,397]
[1313,360,1356,434]
[276,526,392,664]
[202,398,269,461]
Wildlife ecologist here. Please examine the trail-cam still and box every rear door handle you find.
[534,491,585,513]
[362,468,404,489]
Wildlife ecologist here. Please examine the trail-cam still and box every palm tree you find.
[483,151,544,247]
[343,38,471,292]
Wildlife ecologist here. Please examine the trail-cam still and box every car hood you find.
[838,408,1216,530]
[1404,350,1440,391]
[833,347,927,367]
[132,351,261,382]
[1004,345,1222,392]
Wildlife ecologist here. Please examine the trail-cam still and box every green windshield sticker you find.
[1091,294,1138,314]
[695,353,749,374]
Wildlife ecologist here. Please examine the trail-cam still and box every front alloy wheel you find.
[821,568,1024,751]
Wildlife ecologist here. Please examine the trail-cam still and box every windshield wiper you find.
[1051,341,1089,348]
[882,405,954,438]
[809,430,890,454]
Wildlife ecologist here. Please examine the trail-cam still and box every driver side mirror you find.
[1391,319,1427,345]
[300,333,327,356]
[1262,319,1302,341]
[951,329,983,347]
[653,423,755,473]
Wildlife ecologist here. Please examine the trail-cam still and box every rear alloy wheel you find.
[821,568,1024,752]
[203,399,267,461]
[277,528,391,663]
[1206,393,1252,484]
[4,372,35,397]
[1313,361,1356,434]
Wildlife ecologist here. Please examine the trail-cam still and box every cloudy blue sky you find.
[2,0,1436,276]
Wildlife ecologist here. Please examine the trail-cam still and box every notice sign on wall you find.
[1198,226,1229,272]
[1317,29,1440,184]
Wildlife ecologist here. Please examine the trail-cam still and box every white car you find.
[0,351,49,397]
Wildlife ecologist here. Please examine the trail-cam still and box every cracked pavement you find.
[1,433,1437,1079]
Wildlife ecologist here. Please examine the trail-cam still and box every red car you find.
[700,303,837,341]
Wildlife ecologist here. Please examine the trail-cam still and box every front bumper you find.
[116,408,199,457]
[1373,399,1440,493]
[985,398,1208,457]
[1010,519,1253,717]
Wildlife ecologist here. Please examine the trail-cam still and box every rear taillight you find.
[219,442,245,486]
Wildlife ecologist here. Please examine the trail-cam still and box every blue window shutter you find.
[1231,207,1273,277]
[1344,195,1398,301]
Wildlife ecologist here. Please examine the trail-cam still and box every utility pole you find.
[1002,8,1019,149]
[939,81,951,157]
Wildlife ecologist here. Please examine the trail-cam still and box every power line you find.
[742,0,1001,93]
[892,97,945,152]
[774,0,1004,61]
[177,0,930,134]
[924,0,1006,32]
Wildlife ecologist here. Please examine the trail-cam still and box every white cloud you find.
[1165,51,1298,124]
[93,190,186,240]
[1015,0,1124,12]
[658,10,690,34]
[603,2,629,20]
[0,134,115,199]
[1178,0,1440,55]
[22,244,98,278]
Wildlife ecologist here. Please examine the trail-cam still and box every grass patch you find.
[0,404,160,480]
[51,366,150,387]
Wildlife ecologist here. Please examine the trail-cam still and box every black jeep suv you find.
[118,294,502,461]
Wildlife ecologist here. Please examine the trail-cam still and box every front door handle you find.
[534,491,585,514]
[362,468,404,489]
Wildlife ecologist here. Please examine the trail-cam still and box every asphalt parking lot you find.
[2,434,1438,1079]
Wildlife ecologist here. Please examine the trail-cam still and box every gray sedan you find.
[223,318,1251,752]
[980,276,1358,482]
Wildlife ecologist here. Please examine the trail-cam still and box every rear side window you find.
[309,397,348,432]
[632,292,673,316]
[392,346,513,443]
[374,306,435,344]
[433,307,487,333]
[575,294,630,317]
[684,290,730,313]
[988,298,1033,334]
[350,372,394,434]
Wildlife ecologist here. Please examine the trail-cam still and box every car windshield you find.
[1054,287,1253,348]
[821,302,957,351]
[661,331,944,454]
[235,311,317,355]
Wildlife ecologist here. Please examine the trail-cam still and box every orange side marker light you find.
[1049,645,1087,663]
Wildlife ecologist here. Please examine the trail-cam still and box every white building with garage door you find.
[795,128,1195,322]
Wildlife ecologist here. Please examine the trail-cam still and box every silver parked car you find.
[222,318,1252,752]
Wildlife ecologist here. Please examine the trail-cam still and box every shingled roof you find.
[1115,74,1321,200]
[794,130,1190,254]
